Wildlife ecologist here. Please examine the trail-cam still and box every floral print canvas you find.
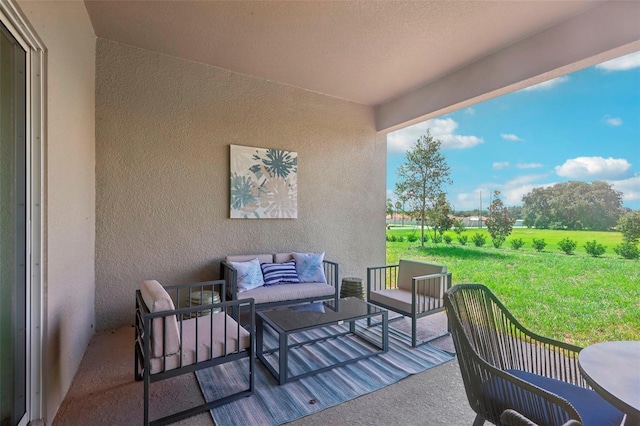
[230,145,298,219]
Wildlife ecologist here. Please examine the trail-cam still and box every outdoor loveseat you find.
[220,252,339,311]
[135,279,254,426]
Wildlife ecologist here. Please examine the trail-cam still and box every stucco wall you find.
[16,1,96,423]
[95,39,386,330]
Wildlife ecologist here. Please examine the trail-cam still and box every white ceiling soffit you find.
[83,1,640,132]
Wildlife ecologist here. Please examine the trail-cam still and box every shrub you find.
[471,233,486,247]
[614,242,639,260]
[491,236,506,249]
[432,234,442,244]
[532,238,547,252]
[584,240,606,257]
[617,210,640,243]
[558,238,577,255]
[510,238,525,250]
[458,235,468,246]
[443,235,452,244]
[386,234,404,242]
[407,234,418,243]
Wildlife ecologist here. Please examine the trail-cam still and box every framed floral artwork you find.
[230,145,298,219]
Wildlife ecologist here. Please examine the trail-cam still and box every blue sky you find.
[387,51,640,212]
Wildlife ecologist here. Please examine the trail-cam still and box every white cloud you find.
[596,51,640,71]
[501,133,522,142]
[606,117,623,126]
[387,118,484,154]
[610,176,640,202]
[493,162,509,170]
[555,156,631,179]
[521,76,569,92]
[465,107,476,115]
[516,163,543,169]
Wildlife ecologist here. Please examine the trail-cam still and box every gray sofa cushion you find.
[236,282,335,304]
[226,254,273,264]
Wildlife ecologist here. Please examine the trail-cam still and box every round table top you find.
[578,341,640,417]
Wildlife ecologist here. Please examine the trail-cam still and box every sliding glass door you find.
[0,20,27,426]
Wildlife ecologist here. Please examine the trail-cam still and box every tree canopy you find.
[395,130,452,246]
[485,190,515,248]
[522,181,623,230]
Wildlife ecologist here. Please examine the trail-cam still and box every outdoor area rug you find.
[196,320,454,426]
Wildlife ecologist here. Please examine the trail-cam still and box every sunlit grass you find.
[386,231,640,347]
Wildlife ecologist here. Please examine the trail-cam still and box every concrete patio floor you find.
[52,315,477,425]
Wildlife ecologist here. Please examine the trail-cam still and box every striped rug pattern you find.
[196,320,454,425]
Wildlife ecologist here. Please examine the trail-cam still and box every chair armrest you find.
[367,264,400,294]
[411,271,451,295]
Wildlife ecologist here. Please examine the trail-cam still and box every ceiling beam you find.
[375,1,640,133]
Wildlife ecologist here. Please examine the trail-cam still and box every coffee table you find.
[256,297,388,385]
[578,341,640,425]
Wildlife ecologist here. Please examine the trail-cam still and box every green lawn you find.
[386,228,640,347]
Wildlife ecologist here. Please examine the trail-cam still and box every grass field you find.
[386,227,640,347]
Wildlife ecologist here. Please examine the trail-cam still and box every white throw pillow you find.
[292,252,327,283]
[230,258,265,292]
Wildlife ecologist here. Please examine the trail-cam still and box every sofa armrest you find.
[220,261,239,301]
[322,259,339,288]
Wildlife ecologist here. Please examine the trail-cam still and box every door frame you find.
[0,0,44,423]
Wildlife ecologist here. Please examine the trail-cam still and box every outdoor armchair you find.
[444,284,624,426]
[135,279,254,426]
[367,259,452,347]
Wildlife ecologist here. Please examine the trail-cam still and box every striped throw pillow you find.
[261,261,300,286]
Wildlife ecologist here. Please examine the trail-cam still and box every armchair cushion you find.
[482,369,624,426]
[293,252,327,283]
[229,258,265,292]
[149,312,251,374]
[369,288,440,314]
[397,259,446,297]
[140,280,181,358]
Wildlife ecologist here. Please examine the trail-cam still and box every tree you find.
[485,190,514,248]
[617,210,640,243]
[395,201,402,225]
[427,193,454,241]
[395,130,452,247]
[521,181,623,230]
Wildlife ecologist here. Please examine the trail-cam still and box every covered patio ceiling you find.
[84,0,640,131]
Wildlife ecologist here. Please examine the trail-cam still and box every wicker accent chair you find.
[444,284,624,426]
[135,279,254,426]
[367,259,452,347]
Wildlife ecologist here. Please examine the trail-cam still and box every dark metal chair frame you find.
[367,262,452,347]
[444,284,588,426]
[135,280,255,426]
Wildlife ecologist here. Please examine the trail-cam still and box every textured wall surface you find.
[17,1,96,423]
[95,39,386,330]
